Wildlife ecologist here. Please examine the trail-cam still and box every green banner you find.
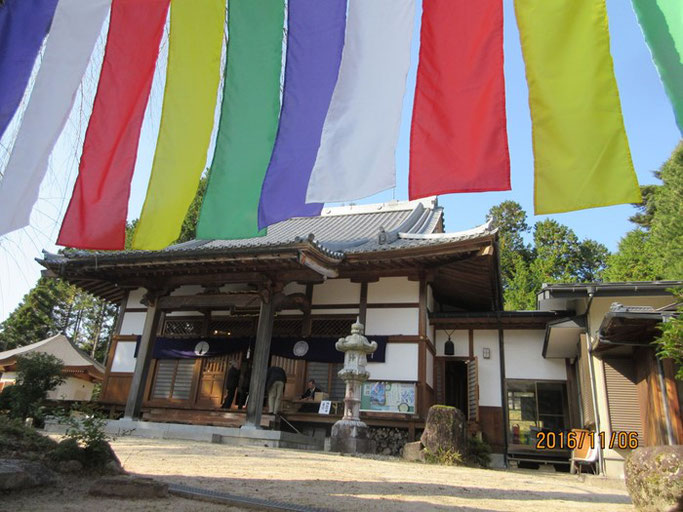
[197,0,285,240]
[632,0,683,133]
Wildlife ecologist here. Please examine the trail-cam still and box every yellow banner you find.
[133,0,225,249]
[515,0,641,214]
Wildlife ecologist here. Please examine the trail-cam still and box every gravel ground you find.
[103,437,633,512]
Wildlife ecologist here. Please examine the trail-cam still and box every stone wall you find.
[368,427,409,456]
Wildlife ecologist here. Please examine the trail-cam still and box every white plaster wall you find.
[368,277,418,304]
[0,372,17,384]
[427,284,435,312]
[119,312,146,335]
[170,285,204,296]
[474,330,501,407]
[283,282,307,295]
[365,308,419,336]
[312,279,360,305]
[367,344,418,381]
[426,350,434,389]
[434,330,469,357]
[47,377,96,401]
[111,341,137,373]
[126,288,146,308]
[165,310,202,317]
[504,330,566,380]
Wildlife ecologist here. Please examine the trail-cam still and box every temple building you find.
[38,197,682,476]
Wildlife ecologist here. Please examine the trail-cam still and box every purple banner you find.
[136,335,388,364]
[257,0,346,229]
[0,0,59,138]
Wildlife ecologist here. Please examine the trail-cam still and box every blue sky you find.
[0,0,680,321]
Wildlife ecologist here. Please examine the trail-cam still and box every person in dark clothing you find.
[221,362,240,409]
[265,366,287,414]
[236,361,251,410]
[301,379,322,400]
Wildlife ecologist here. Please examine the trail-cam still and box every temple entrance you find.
[444,360,469,419]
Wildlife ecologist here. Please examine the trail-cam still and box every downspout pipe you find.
[584,289,606,476]
[657,316,676,445]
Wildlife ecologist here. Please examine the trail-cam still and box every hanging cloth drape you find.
[257,0,346,231]
[132,0,225,250]
[58,0,169,250]
[631,0,683,133]
[0,0,111,237]
[515,0,641,214]
[196,0,285,240]
[305,0,415,204]
[409,0,510,199]
[0,0,59,140]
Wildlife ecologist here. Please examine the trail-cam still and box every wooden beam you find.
[243,297,276,429]
[124,299,161,419]
[359,282,368,326]
[157,293,262,311]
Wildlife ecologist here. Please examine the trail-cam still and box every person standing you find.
[266,365,286,415]
[222,361,240,409]
[236,360,251,410]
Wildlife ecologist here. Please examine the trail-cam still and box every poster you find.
[360,381,415,413]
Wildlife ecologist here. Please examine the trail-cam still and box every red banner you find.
[409,0,510,199]
[58,0,169,249]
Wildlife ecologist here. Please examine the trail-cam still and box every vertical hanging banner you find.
[305,0,415,204]
[515,0,641,214]
[0,0,59,139]
[132,0,225,250]
[196,0,285,240]
[0,0,111,237]
[257,0,346,231]
[409,0,510,199]
[632,0,683,133]
[58,0,169,250]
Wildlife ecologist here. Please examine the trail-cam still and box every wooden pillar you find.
[418,277,428,418]
[359,282,368,326]
[243,298,276,429]
[124,298,161,420]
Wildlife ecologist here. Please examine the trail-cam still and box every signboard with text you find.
[360,381,415,414]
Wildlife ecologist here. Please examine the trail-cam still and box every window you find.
[507,380,569,448]
[151,359,195,400]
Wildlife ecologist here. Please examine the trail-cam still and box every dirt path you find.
[109,437,632,512]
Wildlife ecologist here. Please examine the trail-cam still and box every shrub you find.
[56,403,118,469]
[0,415,58,460]
[466,436,491,468]
[1,352,64,420]
[424,447,463,466]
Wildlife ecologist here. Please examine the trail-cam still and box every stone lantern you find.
[330,321,377,453]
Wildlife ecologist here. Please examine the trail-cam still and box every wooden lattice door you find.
[195,353,240,408]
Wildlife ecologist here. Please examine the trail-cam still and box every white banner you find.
[0,0,111,236]
[305,0,415,203]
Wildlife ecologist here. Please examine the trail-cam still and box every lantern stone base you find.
[330,419,372,454]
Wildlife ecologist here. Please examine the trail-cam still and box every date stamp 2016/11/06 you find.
[536,430,639,450]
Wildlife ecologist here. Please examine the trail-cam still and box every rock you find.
[57,460,83,473]
[420,405,466,456]
[0,459,55,491]
[402,441,425,462]
[89,475,168,499]
[624,445,683,512]
[104,459,126,475]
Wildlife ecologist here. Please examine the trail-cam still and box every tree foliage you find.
[0,276,117,361]
[604,142,683,282]
[0,352,64,420]
[488,201,609,310]
[653,290,683,380]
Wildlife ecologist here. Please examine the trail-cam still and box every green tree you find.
[649,142,682,279]
[0,353,64,420]
[604,142,682,282]
[653,290,683,380]
[603,230,662,282]
[176,175,208,244]
[487,203,609,310]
